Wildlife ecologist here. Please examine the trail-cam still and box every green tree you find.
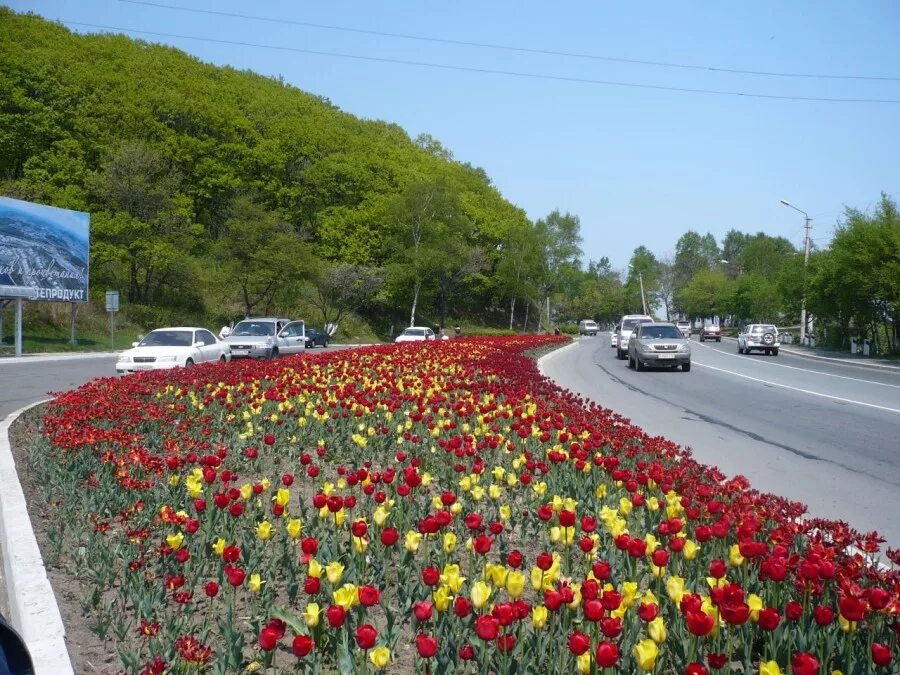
[534,210,583,329]
[678,269,729,320]
[214,197,313,316]
[625,247,658,315]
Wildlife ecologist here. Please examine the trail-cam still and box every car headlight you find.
[118,355,132,363]
[639,343,654,353]
[678,344,690,352]
[157,355,177,362]
[266,337,275,346]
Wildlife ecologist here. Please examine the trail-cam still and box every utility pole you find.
[781,200,812,344]
[638,271,648,315]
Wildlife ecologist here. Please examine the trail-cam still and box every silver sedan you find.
[627,322,692,372]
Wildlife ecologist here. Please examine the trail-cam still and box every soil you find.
[9,406,118,674]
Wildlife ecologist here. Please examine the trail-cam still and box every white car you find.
[610,325,619,348]
[616,314,654,360]
[116,327,231,374]
[738,323,780,356]
[395,327,437,343]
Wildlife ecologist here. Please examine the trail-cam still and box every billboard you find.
[0,195,90,302]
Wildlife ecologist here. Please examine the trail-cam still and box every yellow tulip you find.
[531,605,548,630]
[506,570,526,599]
[260,478,271,491]
[665,576,686,604]
[621,581,638,608]
[168,474,180,487]
[275,488,290,507]
[648,616,667,643]
[839,616,856,633]
[433,585,452,612]
[373,504,390,527]
[619,496,633,515]
[488,484,502,500]
[166,532,184,551]
[492,466,505,481]
[333,508,346,527]
[213,538,226,556]
[240,483,253,501]
[729,544,745,567]
[443,532,457,554]
[748,593,763,621]
[369,646,391,669]
[759,661,782,675]
[532,481,548,497]
[595,483,607,499]
[325,561,344,585]
[185,475,203,498]
[450,502,463,515]
[248,573,263,593]
[304,602,320,627]
[286,518,302,540]
[682,539,699,560]
[470,486,484,502]
[308,558,323,579]
[440,564,465,594]
[333,584,358,611]
[633,639,659,672]
[256,521,272,541]
[471,580,492,609]
[404,531,422,553]
[499,504,511,521]
[577,652,591,674]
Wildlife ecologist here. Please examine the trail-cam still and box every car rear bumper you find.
[116,362,181,374]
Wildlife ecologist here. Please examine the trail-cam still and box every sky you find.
[8,0,900,269]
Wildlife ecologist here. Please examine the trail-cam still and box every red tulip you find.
[291,635,314,658]
[872,643,893,668]
[595,641,620,668]
[790,652,820,675]
[415,633,438,658]
[569,631,591,656]
[475,615,499,641]
[354,624,377,650]
[326,605,346,628]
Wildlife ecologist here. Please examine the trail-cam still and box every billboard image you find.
[0,195,90,302]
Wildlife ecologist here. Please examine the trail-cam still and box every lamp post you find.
[628,264,648,315]
[779,199,812,344]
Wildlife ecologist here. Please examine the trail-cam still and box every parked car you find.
[738,324,780,356]
[676,320,692,338]
[699,323,721,342]
[116,327,230,374]
[277,320,308,355]
[615,314,654,360]
[303,327,331,348]
[395,326,437,343]
[627,322,691,372]
[610,324,619,348]
[223,317,293,359]
[578,319,599,336]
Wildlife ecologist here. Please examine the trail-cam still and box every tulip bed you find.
[28,335,899,673]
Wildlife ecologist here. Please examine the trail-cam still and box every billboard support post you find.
[69,303,77,345]
[14,298,22,357]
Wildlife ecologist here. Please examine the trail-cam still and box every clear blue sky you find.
[9,0,900,269]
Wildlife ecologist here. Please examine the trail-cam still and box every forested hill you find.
[1,9,532,329]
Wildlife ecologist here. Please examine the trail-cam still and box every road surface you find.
[541,334,900,548]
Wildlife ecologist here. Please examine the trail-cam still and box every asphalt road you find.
[541,334,900,548]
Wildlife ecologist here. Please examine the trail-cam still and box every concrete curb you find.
[0,352,118,366]
[719,336,899,372]
[0,400,74,674]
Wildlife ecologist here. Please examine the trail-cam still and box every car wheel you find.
[716,338,721,342]
[738,344,743,354]
[762,332,776,347]
[628,355,635,369]
[616,348,623,360]
[185,358,194,367]
[699,336,704,342]
[682,361,691,372]
[270,347,279,359]
[219,355,227,363]
[765,349,770,355]
[635,358,644,371]
[772,349,779,356]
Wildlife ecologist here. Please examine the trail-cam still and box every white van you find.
[578,319,599,336]
[615,314,653,359]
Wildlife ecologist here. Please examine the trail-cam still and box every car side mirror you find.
[132,341,139,347]
[194,341,204,348]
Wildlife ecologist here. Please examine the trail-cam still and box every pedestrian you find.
[454,325,461,338]
[554,326,560,335]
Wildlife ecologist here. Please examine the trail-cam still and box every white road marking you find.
[692,361,900,414]
[693,341,900,389]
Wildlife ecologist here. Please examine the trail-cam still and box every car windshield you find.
[677,321,690,327]
[402,328,425,336]
[232,321,276,336]
[640,326,683,340]
[622,318,651,330]
[139,330,193,347]
[751,325,776,333]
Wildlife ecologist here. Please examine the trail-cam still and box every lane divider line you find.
[692,341,900,389]
[692,361,900,414]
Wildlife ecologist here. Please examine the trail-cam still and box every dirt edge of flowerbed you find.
[4,404,95,674]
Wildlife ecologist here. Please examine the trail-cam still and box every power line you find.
[117,0,900,83]
[58,21,900,104]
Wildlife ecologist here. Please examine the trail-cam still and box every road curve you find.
[541,335,900,548]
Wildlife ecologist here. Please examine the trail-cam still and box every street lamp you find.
[779,199,812,344]
[628,264,648,315]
